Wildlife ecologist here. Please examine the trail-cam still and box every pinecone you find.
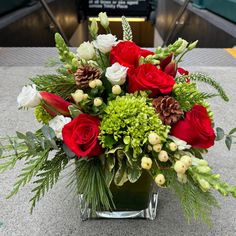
[153,96,183,126]
[75,65,102,88]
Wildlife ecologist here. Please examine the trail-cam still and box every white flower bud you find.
[155,174,165,186]
[98,12,109,29]
[153,144,162,153]
[176,38,188,54]
[169,142,177,151]
[17,84,41,108]
[177,173,188,184]
[77,42,95,60]
[148,132,161,145]
[112,85,122,95]
[71,89,84,104]
[93,34,117,54]
[180,155,192,168]
[147,145,153,151]
[174,161,187,174]
[90,18,98,36]
[94,98,103,107]
[158,150,169,162]
[89,80,97,88]
[106,63,128,85]
[188,40,198,50]
[94,79,103,87]
[141,156,152,170]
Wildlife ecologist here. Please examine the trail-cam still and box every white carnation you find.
[77,42,95,60]
[105,62,128,85]
[49,115,71,140]
[94,34,117,54]
[17,84,41,108]
[168,135,191,150]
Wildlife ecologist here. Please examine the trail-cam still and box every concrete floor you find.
[0,49,236,235]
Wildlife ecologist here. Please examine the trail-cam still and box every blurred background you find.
[0,0,235,48]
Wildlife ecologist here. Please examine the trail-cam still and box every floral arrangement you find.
[1,13,236,225]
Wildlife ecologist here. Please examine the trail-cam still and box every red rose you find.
[110,41,154,68]
[171,105,215,149]
[62,114,103,157]
[128,63,175,97]
[110,41,141,68]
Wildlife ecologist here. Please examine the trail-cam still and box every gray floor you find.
[0,49,236,236]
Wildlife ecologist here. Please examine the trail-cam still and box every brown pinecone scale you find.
[153,96,183,126]
[75,65,102,88]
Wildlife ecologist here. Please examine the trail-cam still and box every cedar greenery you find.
[176,73,229,102]
[31,74,77,99]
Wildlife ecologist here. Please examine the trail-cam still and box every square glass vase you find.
[79,171,158,220]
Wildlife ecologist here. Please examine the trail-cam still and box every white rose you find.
[49,115,71,139]
[168,135,191,150]
[17,84,41,108]
[105,62,128,85]
[94,34,117,54]
[77,42,95,60]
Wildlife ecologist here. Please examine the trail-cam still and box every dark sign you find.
[87,0,150,17]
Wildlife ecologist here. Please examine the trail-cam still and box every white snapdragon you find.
[168,135,191,150]
[17,84,41,108]
[94,34,117,54]
[77,42,95,60]
[105,62,128,85]
[49,115,71,139]
[98,12,109,29]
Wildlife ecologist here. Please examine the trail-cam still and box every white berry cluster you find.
[174,155,192,183]
[89,79,103,88]
[71,89,89,104]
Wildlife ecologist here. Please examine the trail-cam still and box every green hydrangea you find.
[99,93,170,157]
[34,104,53,124]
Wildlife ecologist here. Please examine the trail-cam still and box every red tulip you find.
[164,60,177,77]
[40,92,71,117]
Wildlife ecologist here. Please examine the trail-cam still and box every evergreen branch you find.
[122,16,133,41]
[30,151,69,213]
[69,158,114,214]
[7,148,50,199]
[164,169,219,225]
[176,73,229,102]
[31,74,77,99]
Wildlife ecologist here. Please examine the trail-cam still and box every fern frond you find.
[122,16,133,41]
[31,74,77,99]
[176,73,229,102]
[7,149,50,199]
[30,151,68,213]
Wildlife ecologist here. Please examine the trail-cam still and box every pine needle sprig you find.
[30,151,69,213]
[164,169,219,226]
[31,74,77,99]
[176,73,229,102]
[69,158,114,214]
[122,16,133,41]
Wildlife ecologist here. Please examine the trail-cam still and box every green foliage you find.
[189,166,236,197]
[68,158,115,214]
[122,16,133,41]
[164,169,219,225]
[31,74,77,99]
[68,104,82,118]
[30,151,68,213]
[176,73,229,102]
[55,33,78,72]
[215,127,236,150]
[34,104,53,124]
[99,93,170,158]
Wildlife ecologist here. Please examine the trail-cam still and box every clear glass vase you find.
[79,171,158,220]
